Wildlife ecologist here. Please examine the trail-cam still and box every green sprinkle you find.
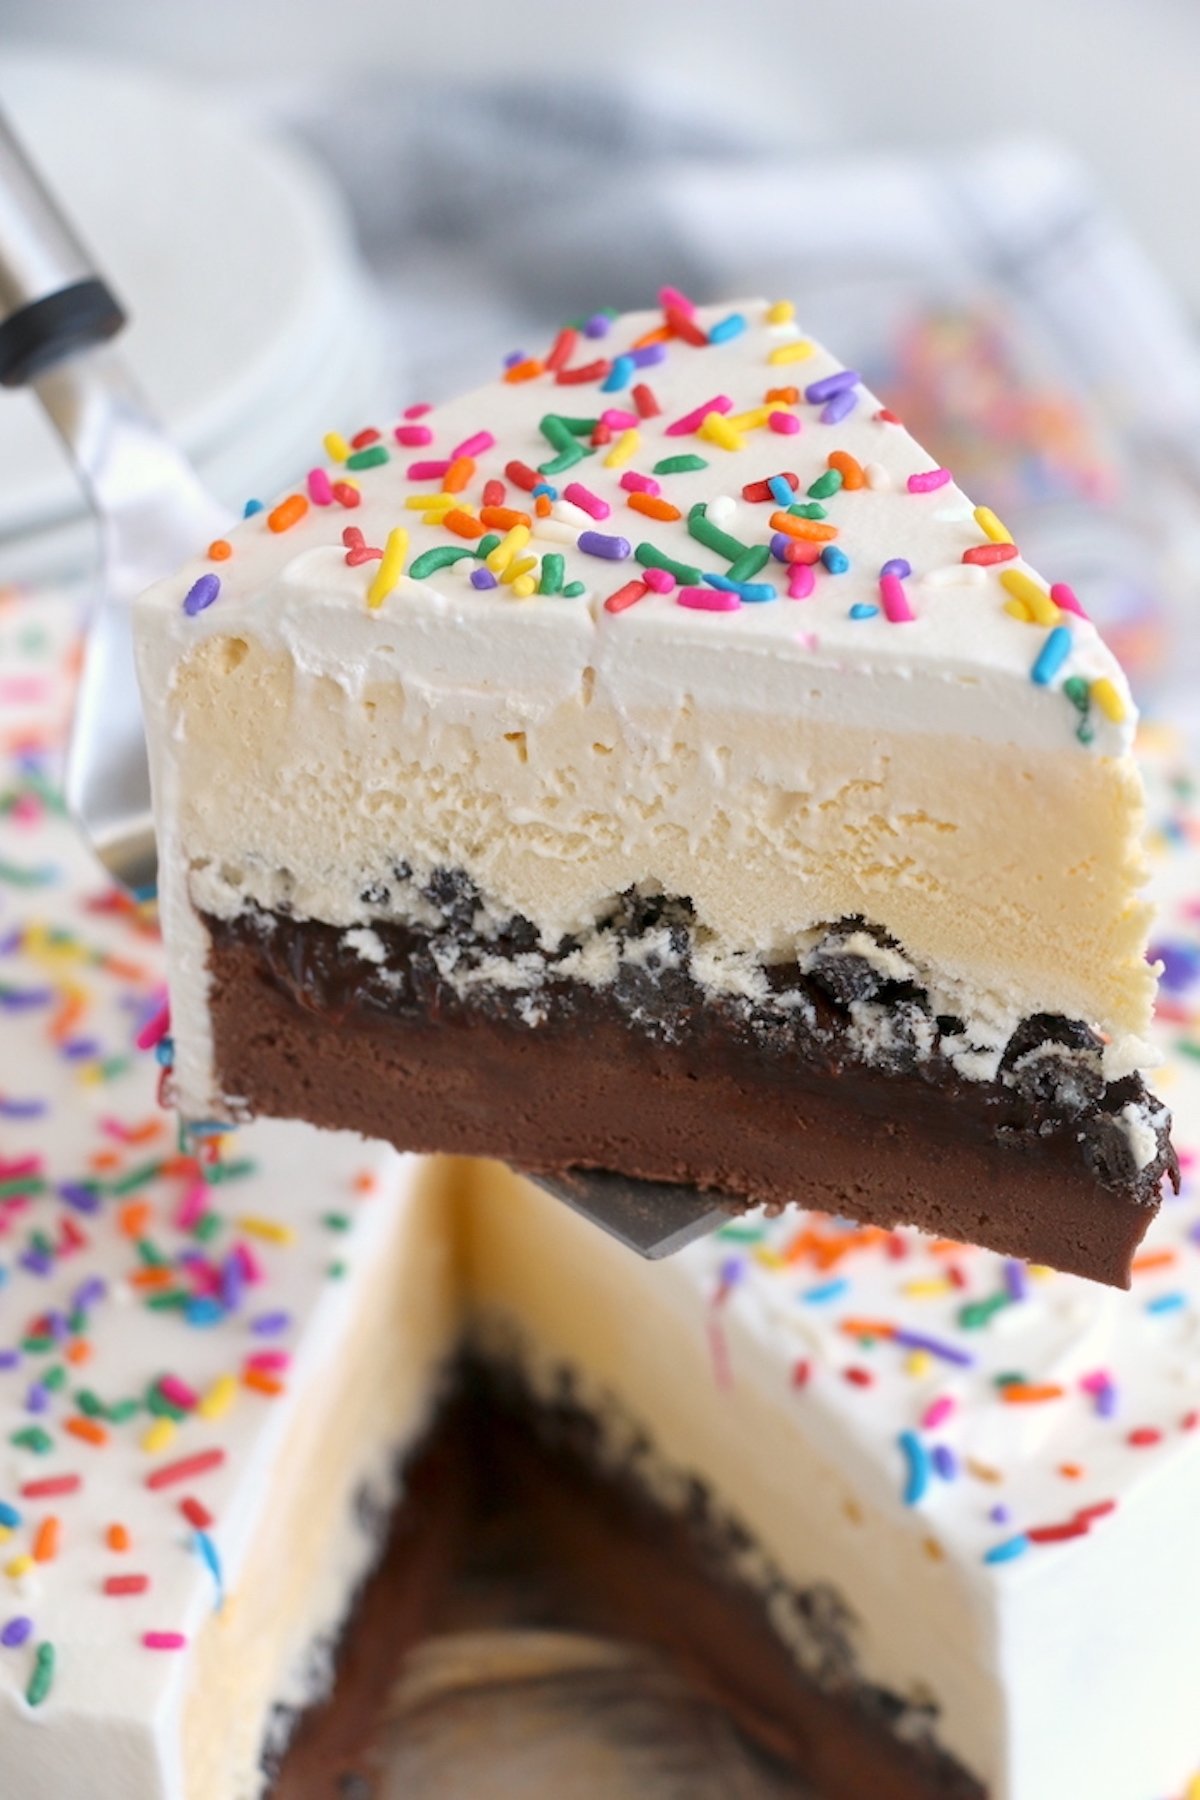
[193,1213,222,1243]
[145,1292,190,1313]
[1177,1040,1200,1063]
[634,543,704,586]
[11,1427,53,1455]
[538,414,578,451]
[203,1158,257,1186]
[653,454,708,475]
[807,469,843,499]
[561,581,587,598]
[408,546,475,580]
[0,1176,46,1201]
[105,1400,140,1425]
[75,1390,105,1418]
[994,1371,1026,1389]
[327,1261,348,1280]
[1062,675,1095,745]
[93,1056,132,1083]
[685,503,748,563]
[147,1388,186,1421]
[726,546,772,583]
[26,1643,55,1709]
[322,1212,352,1234]
[554,416,601,437]
[538,444,589,476]
[538,553,565,596]
[715,1224,766,1243]
[21,1337,54,1356]
[345,445,389,471]
[476,532,502,559]
[136,1239,168,1270]
[109,1159,165,1197]
[958,1293,1010,1330]
[41,1366,66,1394]
[29,1231,54,1258]
[787,501,828,520]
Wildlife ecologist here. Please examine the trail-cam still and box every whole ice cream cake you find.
[133,294,1175,1285]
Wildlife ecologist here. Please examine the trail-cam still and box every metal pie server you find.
[0,110,736,1260]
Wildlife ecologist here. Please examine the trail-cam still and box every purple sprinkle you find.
[1097,1383,1118,1419]
[932,1444,958,1481]
[1004,1259,1030,1302]
[45,1313,69,1342]
[880,558,912,580]
[1,1617,33,1649]
[718,1256,746,1287]
[71,1278,106,1313]
[630,341,667,368]
[0,1096,46,1118]
[58,1183,100,1215]
[470,568,499,590]
[1150,942,1200,993]
[60,1038,101,1061]
[0,1351,21,1372]
[502,350,527,369]
[583,313,612,339]
[251,1311,292,1337]
[182,574,221,617]
[577,531,631,561]
[805,369,860,405]
[820,389,859,425]
[18,1250,52,1279]
[0,928,23,956]
[25,1384,49,1415]
[989,1503,1011,1525]
[769,533,796,564]
[0,987,53,1012]
[891,1330,974,1368]
[220,1255,245,1313]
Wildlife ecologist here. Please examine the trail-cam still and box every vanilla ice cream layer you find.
[134,299,1156,1125]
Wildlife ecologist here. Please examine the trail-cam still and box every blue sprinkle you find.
[708,312,747,345]
[802,1278,850,1304]
[243,499,264,518]
[880,558,912,579]
[1146,1292,1187,1316]
[932,1443,958,1481]
[805,369,860,404]
[702,574,777,601]
[984,1534,1031,1565]
[821,389,859,425]
[630,341,667,368]
[530,483,558,501]
[186,1297,225,1328]
[768,474,797,507]
[1031,624,1073,686]
[470,568,499,590]
[577,531,631,561]
[899,1430,931,1506]
[849,603,879,620]
[601,354,636,393]
[183,574,221,618]
[195,1530,225,1609]
[154,1037,174,1067]
[821,546,850,574]
[0,1502,21,1530]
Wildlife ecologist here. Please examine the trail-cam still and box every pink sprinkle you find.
[665,395,733,437]
[907,467,952,494]
[677,587,741,613]
[175,1181,208,1233]
[563,482,610,521]
[707,1318,733,1390]
[452,430,495,460]
[643,567,676,594]
[1080,1369,1114,1395]
[135,1002,171,1053]
[0,1154,43,1182]
[394,424,433,447]
[407,459,450,481]
[788,564,815,600]
[659,285,696,316]
[601,408,638,430]
[245,1351,291,1373]
[233,1243,265,1286]
[619,471,661,496]
[143,1632,187,1652]
[769,411,801,435]
[1050,581,1088,619]
[880,573,915,622]
[921,1396,956,1431]
[306,468,334,506]
[403,403,432,420]
[158,1376,198,1412]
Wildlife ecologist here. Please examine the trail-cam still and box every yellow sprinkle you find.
[752,1247,785,1271]
[322,431,350,464]
[1003,598,1032,623]
[766,300,795,326]
[404,491,455,513]
[973,504,1013,544]
[0,1526,11,1545]
[5,1555,32,1580]
[1090,677,1128,724]
[902,1278,951,1298]
[1000,569,1059,626]
[1184,1774,1200,1800]
[1028,1265,1055,1280]
[367,527,408,610]
[500,555,538,586]
[727,406,773,431]
[237,1216,295,1246]
[486,524,531,574]
[603,428,640,469]
[698,412,745,452]
[510,574,537,599]
[141,1418,176,1456]
[767,340,814,365]
[199,1375,239,1423]
[905,1351,934,1379]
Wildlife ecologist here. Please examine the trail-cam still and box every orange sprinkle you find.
[503,358,544,383]
[840,1318,898,1340]
[160,1154,201,1180]
[207,539,232,561]
[122,1119,164,1146]
[107,1524,131,1553]
[88,1150,122,1174]
[33,1517,60,1563]
[630,325,673,349]
[534,494,553,517]
[243,1369,285,1399]
[765,385,800,404]
[828,450,865,490]
[65,1340,92,1368]
[627,492,682,522]
[129,1267,174,1293]
[442,456,476,494]
[1059,1463,1084,1480]
[1132,1248,1177,1274]
[1000,1383,1065,1405]
[352,1171,377,1195]
[102,956,151,982]
[267,494,308,533]
[66,1416,108,1448]
[441,508,486,540]
[49,990,86,1043]
[479,505,533,530]
[118,1202,152,1239]
[768,510,838,543]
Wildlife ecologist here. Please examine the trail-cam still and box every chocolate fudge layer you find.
[204,893,1175,1286]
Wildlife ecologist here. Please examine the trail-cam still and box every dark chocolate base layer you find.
[205,904,1173,1285]
[270,1360,984,1800]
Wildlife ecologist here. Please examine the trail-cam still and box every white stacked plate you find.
[0,51,387,586]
